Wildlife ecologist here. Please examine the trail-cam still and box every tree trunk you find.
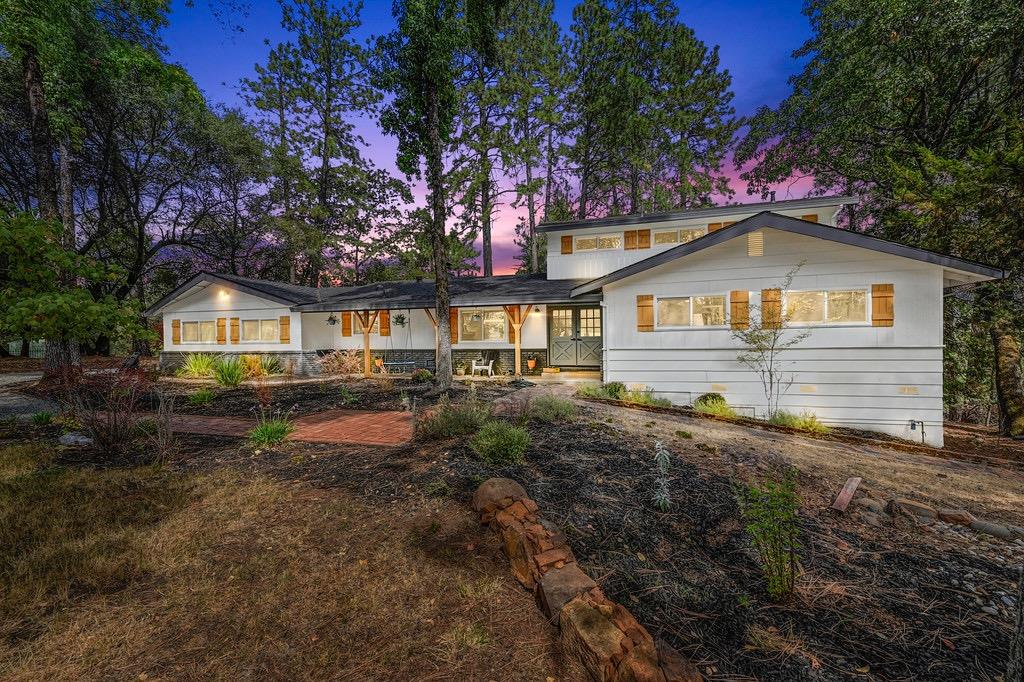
[1009,568,1023,682]
[426,83,453,392]
[23,47,80,376]
[20,339,30,357]
[477,65,493,278]
[525,162,538,273]
[992,322,1024,438]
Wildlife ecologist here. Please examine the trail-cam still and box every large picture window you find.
[656,295,727,328]
[460,309,506,341]
[784,289,868,325]
[241,318,280,341]
[181,320,216,343]
[575,234,622,251]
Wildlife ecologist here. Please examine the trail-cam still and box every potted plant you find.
[456,364,466,376]
[526,353,538,371]
[392,313,407,327]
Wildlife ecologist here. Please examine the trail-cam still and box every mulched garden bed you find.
[438,411,1018,681]
[161,377,523,418]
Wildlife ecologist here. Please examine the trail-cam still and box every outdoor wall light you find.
[326,313,339,326]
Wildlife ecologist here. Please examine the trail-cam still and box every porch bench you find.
[381,360,417,374]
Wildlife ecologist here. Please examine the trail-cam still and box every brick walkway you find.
[166,409,413,446]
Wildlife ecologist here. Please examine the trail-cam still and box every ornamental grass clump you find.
[735,469,801,601]
[693,392,737,418]
[768,410,830,434]
[187,387,215,406]
[652,440,672,511]
[528,395,577,423]
[469,421,530,465]
[175,353,216,379]
[212,356,244,387]
[248,417,293,446]
[417,386,492,440]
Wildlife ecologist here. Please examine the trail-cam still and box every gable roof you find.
[143,272,345,316]
[538,195,859,233]
[570,211,1005,297]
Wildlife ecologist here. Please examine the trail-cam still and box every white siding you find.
[162,284,301,353]
[547,206,841,280]
[601,228,946,446]
[302,305,549,351]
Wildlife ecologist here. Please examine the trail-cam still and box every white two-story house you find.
[146,195,1003,446]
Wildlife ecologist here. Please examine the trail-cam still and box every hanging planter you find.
[392,313,408,327]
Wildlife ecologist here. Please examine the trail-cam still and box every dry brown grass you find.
[0,443,581,681]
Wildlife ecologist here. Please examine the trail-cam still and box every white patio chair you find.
[470,359,494,377]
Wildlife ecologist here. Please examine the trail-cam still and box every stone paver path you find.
[168,409,414,446]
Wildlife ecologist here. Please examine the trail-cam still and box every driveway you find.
[0,372,57,419]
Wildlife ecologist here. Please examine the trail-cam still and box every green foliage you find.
[31,411,53,426]
[248,418,293,447]
[176,353,216,379]
[577,382,669,407]
[621,388,671,408]
[239,354,283,379]
[735,469,801,601]
[674,429,692,439]
[694,398,736,418]
[337,385,359,405]
[423,479,452,498]
[768,411,830,435]
[212,356,244,387]
[469,421,530,465]
[0,214,139,344]
[411,368,433,383]
[694,393,725,409]
[417,390,493,440]
[528,395,577,423]
[187,388,215,406]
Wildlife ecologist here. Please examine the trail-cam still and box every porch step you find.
[542,367,561,373]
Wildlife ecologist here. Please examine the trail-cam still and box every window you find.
[783,289,868,325]
[679,227,706,244]
[579,308,601,337]
[551,309,573,338]
[575,234,622,251]
[241,318,279,341]
[656,295,727,328]
[654,230,678,245]
[460,309,506,341]
[182,320,216,343]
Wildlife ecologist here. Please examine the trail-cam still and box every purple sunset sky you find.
[162,0,815,274]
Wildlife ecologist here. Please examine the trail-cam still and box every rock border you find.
[472,477,702,682]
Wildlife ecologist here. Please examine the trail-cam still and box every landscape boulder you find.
[970,519,1015,541]
[472,477,528,515]
[887,498,937,521]
[937,508,976,526]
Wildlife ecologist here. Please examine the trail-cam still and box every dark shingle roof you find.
[145,271,599,316]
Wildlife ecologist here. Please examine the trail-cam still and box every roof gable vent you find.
[747,231,764,257]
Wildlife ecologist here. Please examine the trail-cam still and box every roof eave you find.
[144,272,303,316]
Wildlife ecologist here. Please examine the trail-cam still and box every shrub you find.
[417,389,492,440]
[528,395,577,423]
[337,385,360,405]
[621,388,672,408]
[63,370,150,460]
[694,393,737,418]
[213,356,244,387]
[31,411,53,426]
[260,355,283,376]
[735,469,801,601]
[248,417,293,446]
[319,349,361,375]
[410,368,433,383]
[188,387,215,406]
[675,429,692,439]
[239,354,266,378]
[470,421,530,465]
[768,411,830,434]
[577,382,669,407]
[175,353,216,379]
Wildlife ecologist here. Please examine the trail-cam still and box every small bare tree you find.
[731,266,811,419]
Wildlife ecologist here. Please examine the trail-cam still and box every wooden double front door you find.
[548,306,602,367]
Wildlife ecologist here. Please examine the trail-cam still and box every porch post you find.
[357,310,379,377]
[503,304,533,376]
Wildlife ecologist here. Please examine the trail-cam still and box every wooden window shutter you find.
[279,315,290,343]
[230,317,240,344]
[637,229,651,249]
[801,214,819,223]
[707,222,724,232]
[560,235,573,254]
[624,230,638,250]
[449,307,459,343]
[378,310,391,337]
[216,318,227,344]
[171,319,181,344]
[761,289,782,329]
[871,284,894,327]
[730,291,750,329]
[341,311,352,337]
[636,295,654,332]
